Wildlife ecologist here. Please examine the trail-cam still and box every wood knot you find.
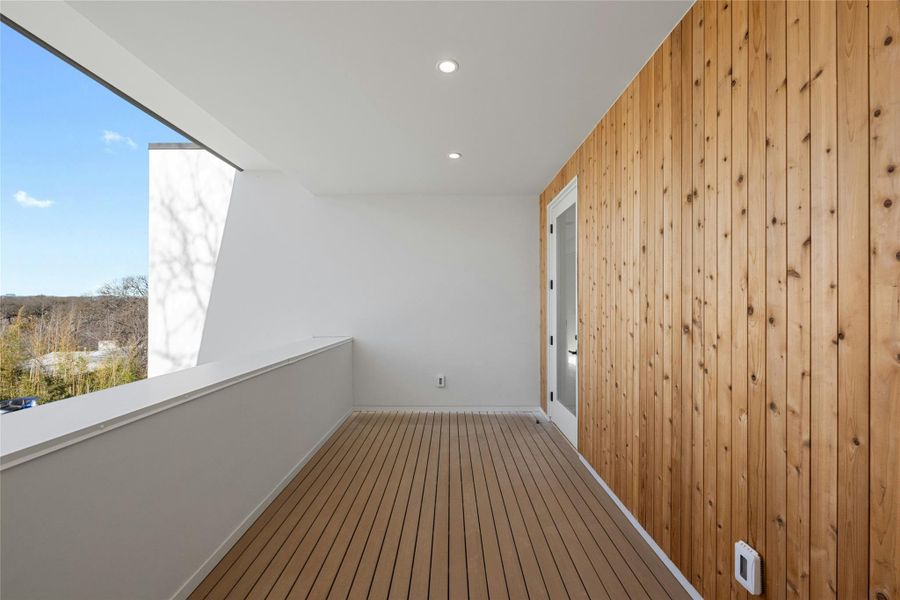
[885,198,893,208]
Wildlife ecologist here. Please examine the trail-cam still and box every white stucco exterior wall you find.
[199,171,540,408]
[148,145,235,376]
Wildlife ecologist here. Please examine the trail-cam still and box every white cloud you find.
[102,130,137,150]
[14,190,54,209]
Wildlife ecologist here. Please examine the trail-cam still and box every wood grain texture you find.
[669,22,684,573]
[785,2,811,597]
[809,3,838,597]
[730,2,750,597]
[746,1,768,586]
[765,3,788,597]
[702,6,719,595]
[690,5,706,590]
[836,2,870,598]
[869,3,900,600]
[538,1,897,598]
[678,16,694,581]
[715,4,733,596]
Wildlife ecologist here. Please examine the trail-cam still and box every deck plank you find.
[331,413,426,599]
[190,412,693,600]
[458,411,489,600]
[471,414,528,599]
[345,413,428,599]
[260,413,404,600]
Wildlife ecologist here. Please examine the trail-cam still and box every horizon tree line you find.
[0,276,148,404]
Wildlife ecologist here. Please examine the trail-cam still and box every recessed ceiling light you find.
[437,59,459,74]
[448,152,462,159]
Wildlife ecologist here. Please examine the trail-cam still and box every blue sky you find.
[1,23,186,296]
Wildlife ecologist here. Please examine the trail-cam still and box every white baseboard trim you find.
[353,405,541,413]
[577,454,703,600]
[169,408,353,600]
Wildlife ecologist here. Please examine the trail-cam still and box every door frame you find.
[546,176,578,447]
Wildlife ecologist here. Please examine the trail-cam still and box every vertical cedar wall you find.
[539,1,898,599]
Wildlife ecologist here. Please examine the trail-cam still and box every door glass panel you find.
[555,203,577,416]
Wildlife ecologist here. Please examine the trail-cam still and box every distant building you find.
[25,340,124,374]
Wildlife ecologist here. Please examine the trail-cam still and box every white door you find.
[547,178,578,446]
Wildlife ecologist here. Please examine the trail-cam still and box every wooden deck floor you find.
[189,412,691,600]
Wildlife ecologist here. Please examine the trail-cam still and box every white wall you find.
[200,171,539,408]
[0,341,352,600]
[148,146,235,376]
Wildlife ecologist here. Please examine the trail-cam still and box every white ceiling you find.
[14,1,691,196]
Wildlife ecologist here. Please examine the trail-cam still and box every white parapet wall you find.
[148,144,236,377]
[0,337,353,600]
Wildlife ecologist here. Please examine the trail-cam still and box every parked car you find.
[0,396,38,414]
